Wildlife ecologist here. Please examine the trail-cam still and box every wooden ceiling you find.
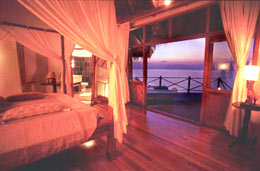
[114,0,184,23]
[114,0,154,22]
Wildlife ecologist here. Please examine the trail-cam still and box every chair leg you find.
[106,132,116,160]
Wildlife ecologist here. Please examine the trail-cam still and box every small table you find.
[229,102,260,147]
[41,82,61,93]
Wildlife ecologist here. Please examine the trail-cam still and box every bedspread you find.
[0,93,98,170]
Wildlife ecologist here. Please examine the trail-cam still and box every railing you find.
[210,77,232,90]
[132,76,232,93]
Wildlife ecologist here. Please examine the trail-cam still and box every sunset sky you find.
[133,38,254,70]
[149,38,205,64]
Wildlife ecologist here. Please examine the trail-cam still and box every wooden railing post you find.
[217,77,221,89]
[187,76,191,93]
[159,76,162,88]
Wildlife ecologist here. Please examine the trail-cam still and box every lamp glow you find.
[71,59,75,68]
[81,140,96,149]
[75,44,82,49]
[243,65,260,81]
[72,49,92,57]
[164,0,171,6]
[243,65,260,104]
[152,0,172,7]
[72,44,92,57]
[218,63,230,70]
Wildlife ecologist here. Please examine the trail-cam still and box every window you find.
[147,38,205,92]
[210,40,254,90]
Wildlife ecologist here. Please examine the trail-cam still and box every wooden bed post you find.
[106,105,116,159]
[91,56,97,105]
[61,35,66,94]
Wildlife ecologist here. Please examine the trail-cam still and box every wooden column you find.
[142,26,147,107]
[61,35,66,94]
[168,18,172,39]
[200,7,212,124]
[70,55,74,97]
[253,15,260,170]
[128,49,133,79]
[143,47,148,107]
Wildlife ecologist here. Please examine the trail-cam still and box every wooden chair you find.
[89,105,116,159]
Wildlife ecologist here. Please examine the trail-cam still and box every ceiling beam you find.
[129,1,217,30]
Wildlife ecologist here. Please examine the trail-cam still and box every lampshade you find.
[243,65,260,81]
[46,72,56,79]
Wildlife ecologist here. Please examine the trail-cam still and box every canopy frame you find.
[0,21,66,93]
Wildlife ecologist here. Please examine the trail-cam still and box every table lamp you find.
[243,65,260,104]
[46,72,56,84]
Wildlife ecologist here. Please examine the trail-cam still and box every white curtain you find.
[0,25,74,95]
[220,1,260,137]
[0,25,14,42]
[118,23,130,103]
[18,0,130,143]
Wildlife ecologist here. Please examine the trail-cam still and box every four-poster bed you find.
[0,0,128,169]
[0,17,118,171]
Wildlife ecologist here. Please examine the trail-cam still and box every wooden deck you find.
[13,104,255,171]
[148,93,201,122]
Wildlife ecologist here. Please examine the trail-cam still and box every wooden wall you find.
[129,80,145,106]
[203,90,231,130]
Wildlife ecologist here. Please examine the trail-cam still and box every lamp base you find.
[245,96,257,105]
[245,96,253,105]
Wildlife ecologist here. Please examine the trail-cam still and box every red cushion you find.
[6,92,45,102]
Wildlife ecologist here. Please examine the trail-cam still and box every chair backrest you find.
[254,81,260,104]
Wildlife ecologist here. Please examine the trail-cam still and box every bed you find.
[0,93,115,170]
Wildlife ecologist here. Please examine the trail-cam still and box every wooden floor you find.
[13,104,256,171]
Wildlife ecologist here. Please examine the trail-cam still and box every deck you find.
[13,104,255,170]
[148,92,202,122]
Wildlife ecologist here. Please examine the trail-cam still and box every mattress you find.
[0,93,98,170]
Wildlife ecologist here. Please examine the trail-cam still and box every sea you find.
[133,69,236,93]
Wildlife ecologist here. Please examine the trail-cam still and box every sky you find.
[133,38,254,70]
[134,38,206,70]
[150,38,205,64]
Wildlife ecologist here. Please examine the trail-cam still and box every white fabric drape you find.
[118,23,130,103]
[220,1,260,137]
[0,25,14,42]
[0,26,74,95]
[18,0,130,143]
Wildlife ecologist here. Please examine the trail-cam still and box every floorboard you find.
[13,104,255,171]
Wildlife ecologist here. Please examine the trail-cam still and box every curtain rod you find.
[0,21,58,33]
